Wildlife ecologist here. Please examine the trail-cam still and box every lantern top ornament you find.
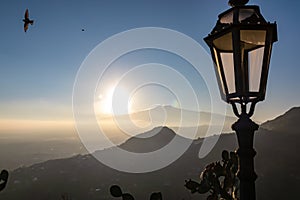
[228,0,249,7]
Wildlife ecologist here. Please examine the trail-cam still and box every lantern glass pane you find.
[213,32,233,51]
[248,47,265,92]
[220,10,234,24]
[213,48,226,97]
[239,8,257,23]
[220,52,235,94]
[240,30,266,50]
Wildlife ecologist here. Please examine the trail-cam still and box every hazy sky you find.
[0,0,299,135]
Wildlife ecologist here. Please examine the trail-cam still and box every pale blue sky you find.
[0,0,299,125]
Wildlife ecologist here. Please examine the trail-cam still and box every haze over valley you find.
[0,107,299,199]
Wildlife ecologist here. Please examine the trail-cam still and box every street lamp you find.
[204,0,277,199]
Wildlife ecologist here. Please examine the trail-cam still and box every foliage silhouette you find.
[185,150,239,200]
[110,185,162,200]
[60,193,72,200]
[110,185,123,197]
[0,170,9,192]
[150,192,162,200]
[110,185,135,200]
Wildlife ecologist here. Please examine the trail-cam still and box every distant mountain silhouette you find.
[99,105,236,141]
[1,107,300,199]
[261,106,300,133]
[107,105,236,127]
[118,126,179,153]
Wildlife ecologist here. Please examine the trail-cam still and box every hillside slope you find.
[1,107,300,199]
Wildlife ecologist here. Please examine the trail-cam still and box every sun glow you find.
[96,87,114,115]
[95,85,131,116]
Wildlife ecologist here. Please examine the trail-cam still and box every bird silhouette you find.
[23,9,34,32]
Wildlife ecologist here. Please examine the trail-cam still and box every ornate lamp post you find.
[204,0,277,199]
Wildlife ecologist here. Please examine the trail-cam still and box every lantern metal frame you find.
[204,4,277,117]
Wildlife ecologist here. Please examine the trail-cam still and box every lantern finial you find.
[228,0,249,7]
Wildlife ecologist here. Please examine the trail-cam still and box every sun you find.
[95,87,114,115]
[95,85,131,116]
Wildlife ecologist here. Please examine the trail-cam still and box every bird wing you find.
[25,9,29,19]
[24,23,29,32]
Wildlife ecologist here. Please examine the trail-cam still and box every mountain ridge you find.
[98,105,236,140]
[261,106,300,132]
[117,126,189,153]
[1,106,300,199]
[99,105,236,126]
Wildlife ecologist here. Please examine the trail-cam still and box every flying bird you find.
[23,9,34,32]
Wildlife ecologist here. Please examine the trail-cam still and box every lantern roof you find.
[208,4,277,41]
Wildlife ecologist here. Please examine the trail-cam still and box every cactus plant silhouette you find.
[110,185,123,197]
[185,150,239,200]
[110,185,134,200]
[60,193,72,200]
[0,170,9,192]
[150,192,162,200]
[110,185,163,200]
